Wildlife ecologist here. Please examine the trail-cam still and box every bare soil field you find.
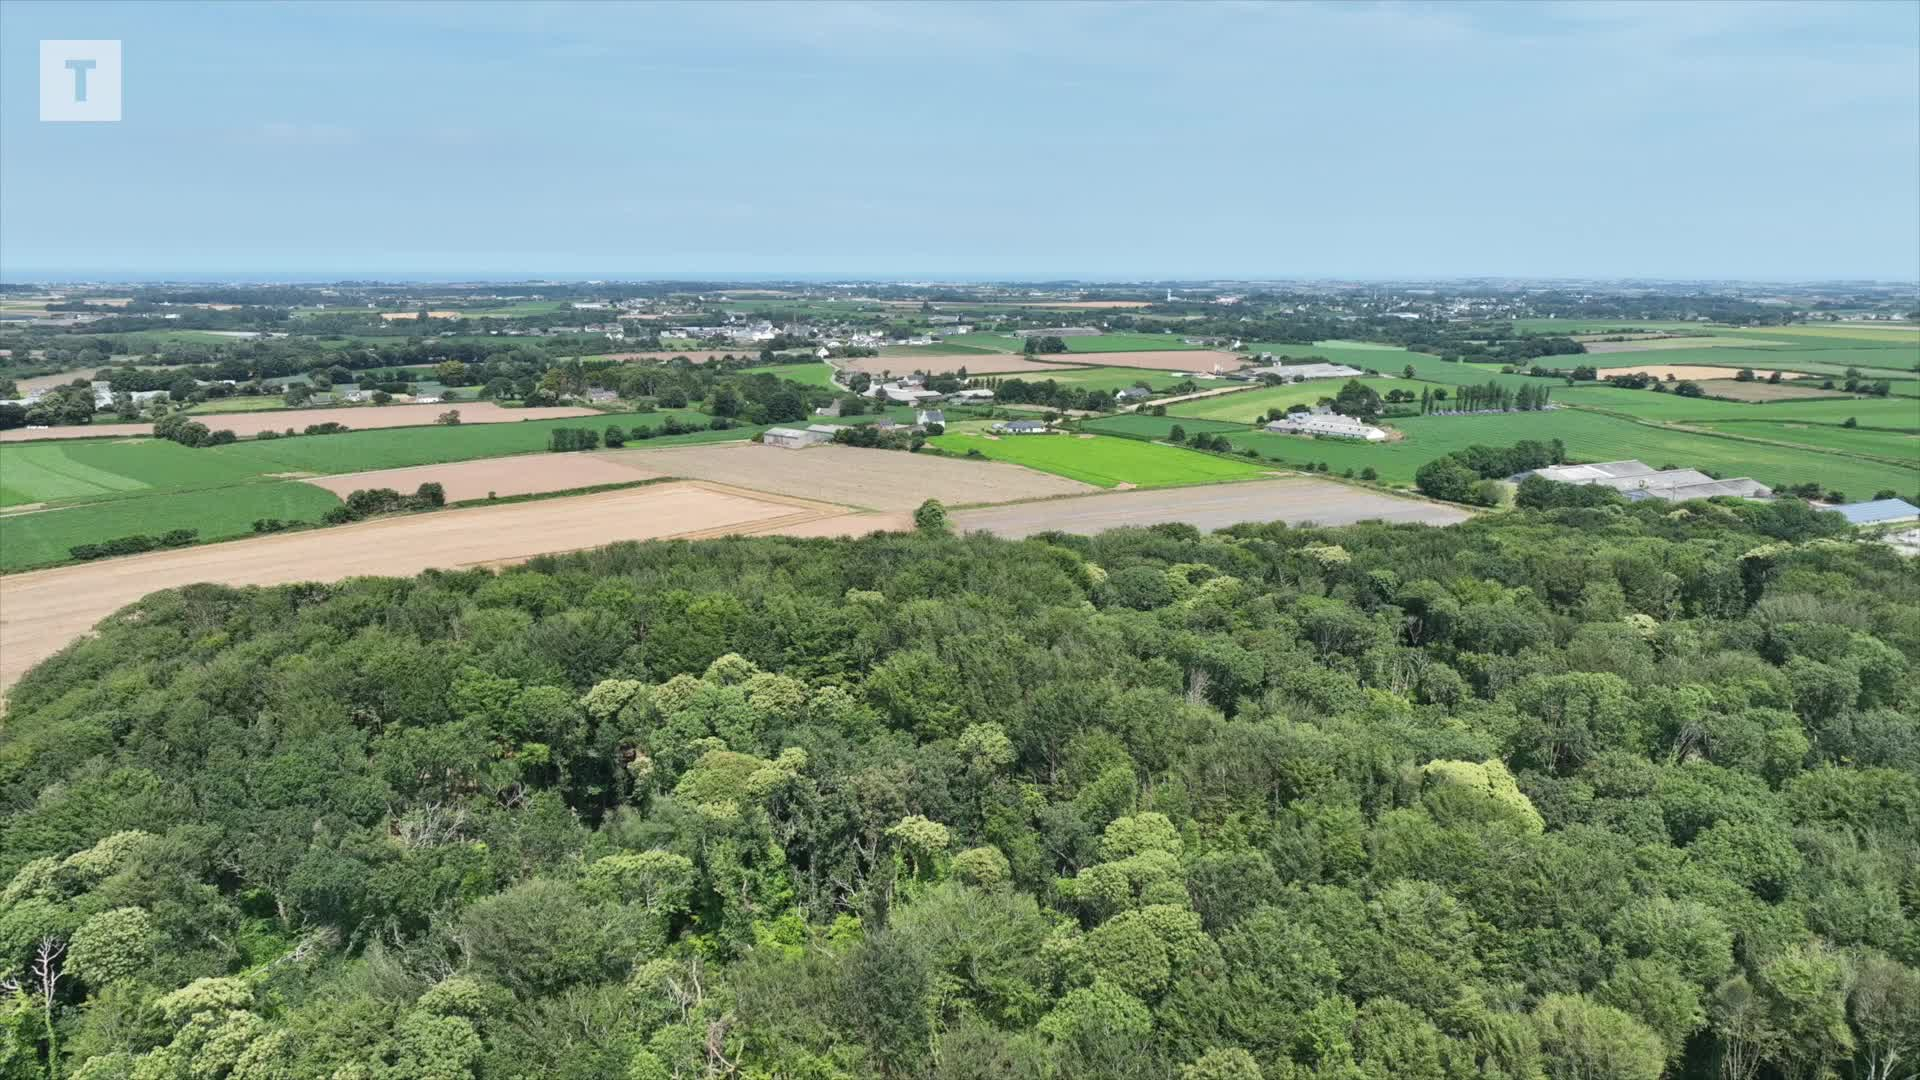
[1592,364,1803,381]
[304,455,667,503]
[598,442,1096,510]
[948,477,1473,538]
[1047,350,1248,372]
[0,482,818,690]
[0,402,601,442]
[1697,379,1853,402]
[380,310,460,320]
[838,354,1068,377]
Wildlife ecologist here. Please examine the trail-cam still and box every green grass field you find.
[0,440,272,507]
[1694,421,1920,464]
[1,482,342,572]
[1220,410,1918,497]
[1033,367,1191,392]
[1554,385,1920,429]
[1502,319,1713,334]
[1079,415,1246,438]
[185,395,289,414]
[926,432,1268,489]
[1167,378,1419,424]
[1057,333,1204,353]
[741,362,838,388]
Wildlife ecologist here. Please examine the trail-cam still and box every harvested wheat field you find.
[0,402,601,442]
[949,477,1472,538]
[1592,364,1797,382]
[0,482,831,690]
[837,354,1069,377]
[304,454,667,503]
[600,442,1096,510]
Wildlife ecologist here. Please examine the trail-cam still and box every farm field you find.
[0,482,824,687]
[600,443,1096,510]
[950,477,1472,538]
[840,354,1064,377]
[1036,350,1243,372]
[1592,364,1811,381]
[1582,336,1789,353]
[184,395,290,414]
[1018,367,1191,392]
[1167,378,1415,424]
[1716,325,1920,345]
[1056,333,1204,353]
[0,410,726,509]
[1079,414,1249,438]
[1584,345,1916,376]
[1,482,343,572]
[1693,421,1920,464]
[1504,319,1712,334]
[1694,380,1854,402]
[1553,385,1920,428]
[927,333,1021,352]
[1224,410,1920,497]
[303,455,668,504]
[741,362,837,387]
[0,439,268,507]
[0,402,602,442]
[927,432,1270,489]
[878,343,1003,357]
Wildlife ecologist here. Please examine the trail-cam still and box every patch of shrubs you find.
[69,529,198,561]
[304,422,351,436]
[251,518,300,534]
[153,414,237,448]
[321,482,446,524]
[549,427,602,452]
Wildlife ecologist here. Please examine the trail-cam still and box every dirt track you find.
[305,455,666,503]
[950,477,1472,537]
[0,482,829,690]
[0,402,601,442]
[600,442,1095,510]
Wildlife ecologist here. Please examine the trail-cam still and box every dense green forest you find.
[2,499,1917,1080]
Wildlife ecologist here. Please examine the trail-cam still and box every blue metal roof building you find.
[1831,498,1920,525]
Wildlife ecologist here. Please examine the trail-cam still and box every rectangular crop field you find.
[1056,333,1205,353]
[926,432,1270,489]
[1079,414,1246,438]
[1,482,344,571]
[0,439,271,507]
[1694,421,1920,467]
[0,402,603,442]
[1028,367,1192,392]
[1694,380,1854,402]
[741,362,838,388]
[950,477,1472,538]
[1554,385,1919,429]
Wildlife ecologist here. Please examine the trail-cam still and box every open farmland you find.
[927,432,1271,488]
[839,354,1065,377]
[1582,336,1788,353]
[1038,350,1245,372]
[599,351,771,363]
[1594,364,1815,381]
[1080,414,1248,438]
[1553,385,1920,428]
[951,477,1471,537]
[0,482,827,687]
[0,439,267,507]
[1694,379,1855,402]
[1056,333,1205,353]
[1167,378,1415,424]
[303,455,669,504]
[1223,409,1920,497]
[1693,421,1920,463]
[1,482,344,572]
[741,361,838,387]
[600,442,1097,509]
[0,402,602,442]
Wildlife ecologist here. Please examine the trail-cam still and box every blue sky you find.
[2,0,1916,281]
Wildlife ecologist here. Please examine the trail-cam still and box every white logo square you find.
[40,40,122,122]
